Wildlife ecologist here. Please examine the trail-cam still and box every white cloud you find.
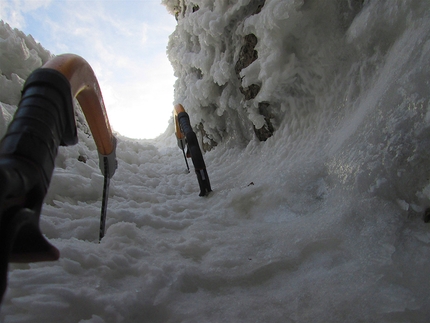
[1,2,25,29]
[141,23,149,45]
[22,0,52,11]
[0,0,52,29]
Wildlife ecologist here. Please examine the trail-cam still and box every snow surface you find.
[1,0,430,321]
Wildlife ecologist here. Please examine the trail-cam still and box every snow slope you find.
[2,0,430,321]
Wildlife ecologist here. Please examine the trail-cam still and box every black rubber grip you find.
[0,68,77,195]
[177,111,212,196]
[177,111,206,170]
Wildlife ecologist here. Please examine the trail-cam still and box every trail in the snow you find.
[3,124,429,322]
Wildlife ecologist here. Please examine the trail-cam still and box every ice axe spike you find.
[98,137,117,242]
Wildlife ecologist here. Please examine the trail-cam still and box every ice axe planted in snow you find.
[0,54,117,303]
[173,104,212,196]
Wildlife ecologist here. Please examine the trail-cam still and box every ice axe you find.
[0,54,117,303]
[173,104,212,196]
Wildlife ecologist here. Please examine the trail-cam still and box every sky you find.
[0,0,177,139]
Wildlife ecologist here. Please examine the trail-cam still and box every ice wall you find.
[164,0,430,211]
[163,0,362,145]
[0,21,52,138]
[0,21,52,106]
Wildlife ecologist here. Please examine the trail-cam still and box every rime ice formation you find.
[0,21,52,106]
[164,0,430,213]
[164,0,366,145]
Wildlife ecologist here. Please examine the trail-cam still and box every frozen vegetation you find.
[1,0,430,321]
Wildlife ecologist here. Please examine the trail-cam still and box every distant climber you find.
[174,104,212,196]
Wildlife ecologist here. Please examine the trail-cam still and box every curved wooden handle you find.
[43,54,115,156]
[174,103,186,140]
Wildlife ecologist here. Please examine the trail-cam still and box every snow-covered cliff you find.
[164,0,430,209]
